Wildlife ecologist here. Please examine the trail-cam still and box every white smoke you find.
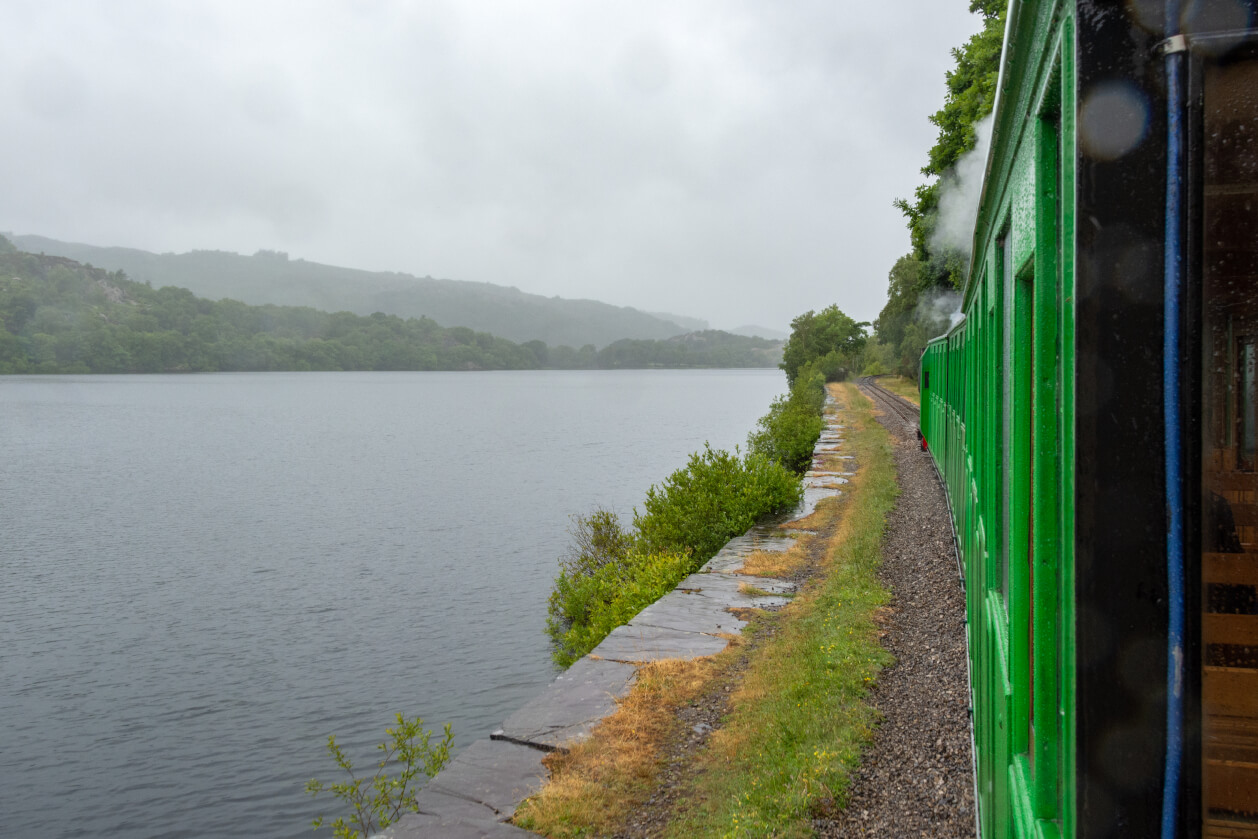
[929,114,995,266]
[916,287,963,339]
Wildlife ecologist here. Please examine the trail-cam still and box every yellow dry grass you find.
[511,653,733,837]
[739,546,800,578]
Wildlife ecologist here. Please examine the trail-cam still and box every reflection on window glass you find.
[1199,54,1258,831]
[1240,341,1256,472]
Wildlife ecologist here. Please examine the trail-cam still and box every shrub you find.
[633,444,802,566]
[748,368,827,474]
[557,507,634,581]
[546,547,692,667]
[306,714,454,839]
[804,349,849,383]
[747,397,824,474]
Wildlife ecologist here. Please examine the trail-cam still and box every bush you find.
[747,398,824,474]
[748,368,827,474]
[546,547,692,667]
[633,444,802,565]
[804,349,849,383]
[556,507,634,583]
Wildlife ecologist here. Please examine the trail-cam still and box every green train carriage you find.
[919,1,1258,836]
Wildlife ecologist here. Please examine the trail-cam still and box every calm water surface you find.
[0,369,785,838]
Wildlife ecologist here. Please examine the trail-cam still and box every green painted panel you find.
[1012,142,1038,275]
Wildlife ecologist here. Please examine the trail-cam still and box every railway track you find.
[858,376,920,431]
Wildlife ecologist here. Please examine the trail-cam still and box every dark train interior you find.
[1197,43,1258,835]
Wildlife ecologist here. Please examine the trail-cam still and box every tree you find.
[779,305,867,385]
[893,1,1005,289]
[872,2,1005,378]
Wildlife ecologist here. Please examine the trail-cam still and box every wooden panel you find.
[1205,759,1258,816]
[1205,668,1258,717]
[1206,715,1258,764]
[1205,614,1258,646]
[1231,505,1258,528]
[1205,816,1258,838]
[1210,472,1258,493]
[1205,553,1258,585]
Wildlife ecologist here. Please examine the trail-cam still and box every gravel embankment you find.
[814,387,976,838]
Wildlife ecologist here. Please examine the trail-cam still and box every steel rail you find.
[858,376,920,429]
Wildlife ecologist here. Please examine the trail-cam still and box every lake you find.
[0,369,786,838]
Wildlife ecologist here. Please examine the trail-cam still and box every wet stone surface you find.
[494,657,637,750]
[378,739,545,837]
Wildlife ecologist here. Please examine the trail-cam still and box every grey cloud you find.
[0,0,985,332]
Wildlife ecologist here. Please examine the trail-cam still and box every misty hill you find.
[0,237,781,374]
[598,330,783,369]
[8,234,693,350]
[729,324,788,341]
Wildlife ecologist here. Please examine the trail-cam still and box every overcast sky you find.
[1,1,982,333]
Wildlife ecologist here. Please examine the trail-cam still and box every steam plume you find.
[929,114,995,266]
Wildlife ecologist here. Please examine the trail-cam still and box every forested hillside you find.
[0,238,779,374]
[7,234,694,350]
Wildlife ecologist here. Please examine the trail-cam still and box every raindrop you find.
[1080,81,1151,161]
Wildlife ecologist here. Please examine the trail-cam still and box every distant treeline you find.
[0,239,781,374]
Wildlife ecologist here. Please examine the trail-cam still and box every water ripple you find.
[0,370,785,838]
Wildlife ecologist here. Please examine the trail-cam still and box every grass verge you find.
[875,374,920,406]
[661,382,897,837]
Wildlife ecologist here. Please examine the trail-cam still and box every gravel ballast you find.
[814,383,976,838]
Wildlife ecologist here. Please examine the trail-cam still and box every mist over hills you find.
[8,234,701,350]
[729,324,788,341]
[0,236,782,374]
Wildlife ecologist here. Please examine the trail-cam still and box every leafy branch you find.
[306,713,454,839]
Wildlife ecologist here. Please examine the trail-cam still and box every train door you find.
[1195,40,1258,837]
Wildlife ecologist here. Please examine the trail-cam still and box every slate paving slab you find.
[628,588,751,635]
[382,811,534,838]
[589,622,729,663]
[675,571,795,599]
[494,657,636,750]
[415,739,547,820]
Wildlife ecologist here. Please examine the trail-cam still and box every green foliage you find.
[873,254,927,352]
[860,340,897,377]
[8,233,713,351]
[779,305,867,386]
[634,444,802,565]
[800,350,848,384]
[0,247,780,374]
[748,368,826,474]
[546,448,802,667]
[555,508,635,583]
[305,713,454,839]
[547,546,692,667]
[596,330,782,369]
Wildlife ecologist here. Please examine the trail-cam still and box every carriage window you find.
[1199,54,1258,833]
